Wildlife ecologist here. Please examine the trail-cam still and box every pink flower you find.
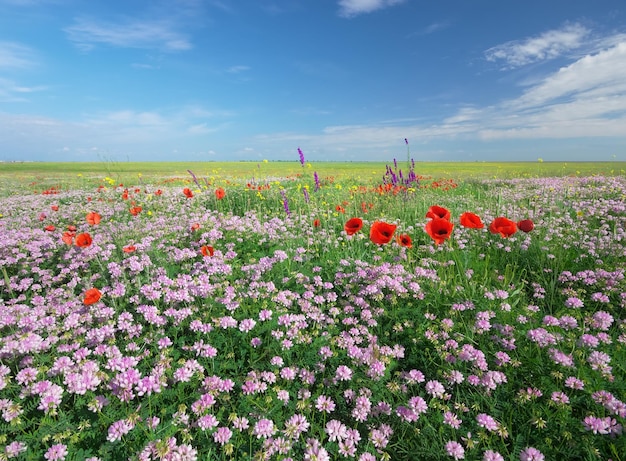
[335,365,353,382]
[253,418,276,439]
[445,440,465,460]
[44,444,68,461]
[519,447,544,461]
[213,426,233,445]
[315,395,336,413]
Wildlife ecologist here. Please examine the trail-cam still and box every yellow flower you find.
[263,159,269,163]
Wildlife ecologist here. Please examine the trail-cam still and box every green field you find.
[1,161,625,193]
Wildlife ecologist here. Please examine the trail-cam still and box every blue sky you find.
[1,0,626,163]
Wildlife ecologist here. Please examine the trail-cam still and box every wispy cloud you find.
[226,65,250,73]
[0,77,46,101]
[485,23,590,69]
[0,41,36,69]
[257,34,626,152]
[64,17,192,52]
[338,0,405,18]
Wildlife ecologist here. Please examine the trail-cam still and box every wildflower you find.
[215,187,225,200]
[517,219,534,232]
[314,171,320,191]
[298,147,305,166]
[326,419,348,442]
[483,450,504,461]
[369,221,397,245]
[129,206,142,216]
[313,219,321,228]
[489,217,517,238]
[315,395,336,413]
[476,413,499,432]
[5,441,28,458]
[83,288,101,306]
[86,212,101,225]
[396,233,412,248]
[44,224,55,231]
[304,438,329,461]
[345,217,363,235]
[519,447,544,461]
[75,232,93,247]
[253,418,276,439]
[335,365,353,381]
[425,217,454,245]
[445,440,465,460]
[44,444,68,461]
[426,205,451,221]
[460,212,484,228]
[200,245,214,257]
[183,188,193,198]
[335,205,345,213]
[213,426,233,445]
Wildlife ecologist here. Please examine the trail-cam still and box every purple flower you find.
[213,426,233,445]
[298,147,305,166]
[280,189,291,216]
[253,418,276,439]
[314,171,320,191]
[445,440,465,460]
[519,447,544,461]
[44,444,68,461]
[476,413,499,432]
[335,365,353,382]
[483,450,504,461]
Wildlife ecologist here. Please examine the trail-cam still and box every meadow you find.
[0,158,625,460]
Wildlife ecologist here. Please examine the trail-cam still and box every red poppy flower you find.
[191,223,200,232]
[344,217,363,235]
[67,225,77,232]
[86,212,101,226]
[396,234,412,248]
[369,221,397,245]
[313,219,321,228]
[44,225,56,232]
[425,217,454,245]
[183,188,194,198]
[335,205,345,214]
[489,217,517,238]
[51,205,59,211]
[215,187,225,200]
[62,231,74,245]
[129,206,142,216]
[83,287,101,306]
[200,245,214,257]
[122,189,129,200]
[155,189,163,196]
[123,245,136,253]
[39,212,46,221]
[75,232,93,248]
[459,212,484,229]
[517,219,535,233]
[426,205,451,221]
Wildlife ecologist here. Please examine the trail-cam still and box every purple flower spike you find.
[298,147,305,166]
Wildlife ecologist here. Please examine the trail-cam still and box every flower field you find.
[1,161,625,460]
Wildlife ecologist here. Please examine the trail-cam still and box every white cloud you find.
[256,36,626,151]
[226,65,250,73]
[0,41,36,69]
[485,23,590,69]
[338,0,405,18]
[64,17,192,51]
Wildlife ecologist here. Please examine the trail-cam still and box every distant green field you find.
[1,161,624,192]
